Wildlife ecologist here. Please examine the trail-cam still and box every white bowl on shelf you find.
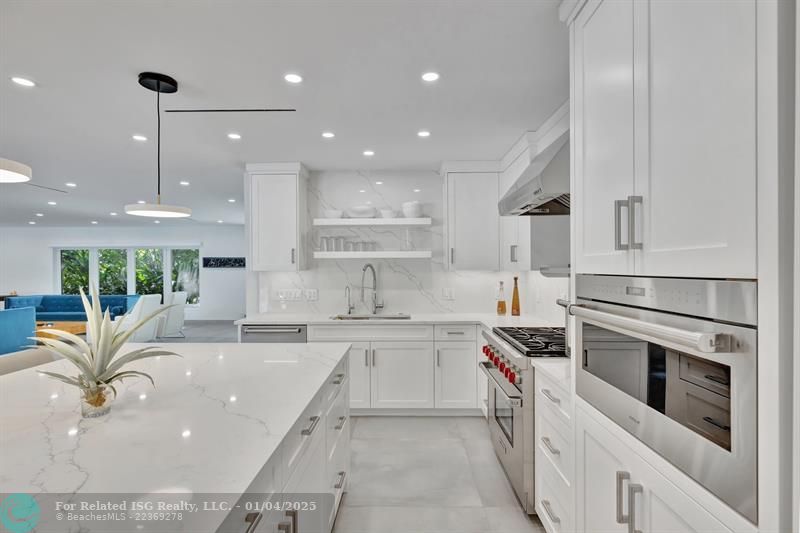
[347,206,378,218]
[323,209,343,218]
[380,209,396,218]
[401,201,423,218]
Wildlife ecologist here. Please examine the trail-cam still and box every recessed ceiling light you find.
[359,189,366,193]
[217,220,224,224]
[284,73,303,84]
[28,221,36,225]
[375,181,383,185]
[137,200,146,204]
[179,181,190,186]
[47,201,57,206]
[417,130,431,137]
[363,150,375,157]
[35,213,43,217]
[90,221,98,225]
[109,212,118,216]
[64,182,77,188]
[413,188,421,193]
[132,134,147,142]
[11,77,35,87]
[227,133,241,140]
[181,429,191,438]
[421,72,440,82]
[154,220,161,224]
[322,131,335,139]
[227,198,236,203]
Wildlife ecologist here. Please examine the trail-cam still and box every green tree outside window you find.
[98,249,127,294]
[60,249,89,295]
[172,249,200,304]
[135,248,163,300]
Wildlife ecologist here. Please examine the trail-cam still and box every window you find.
[171,249,200,304]
[135,248,164,299]
[60,249,89,295]
[98,249,127,294]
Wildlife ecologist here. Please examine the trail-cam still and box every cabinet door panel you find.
[250,174,297,271]
[370,341,434,409]
[635,0,756,278]
[447,172,499,271]
[348,342,371,409]
[573,0,636,275]
[434,341,477,409]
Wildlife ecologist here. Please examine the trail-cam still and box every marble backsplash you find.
[256,170,568,322]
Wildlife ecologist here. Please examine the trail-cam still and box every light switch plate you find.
[276,289,303,301]
[304,289,319,301]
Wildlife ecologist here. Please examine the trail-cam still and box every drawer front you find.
[325,384,349,462]
[434,323,476,341]
[323,357,349,405]
[326,415,350,527]
[677,351,730,398]
[282,391,324,480]
[308,324,434,341]
[535,453,572,533]
[536,372,571,424]
[537,406,573,484]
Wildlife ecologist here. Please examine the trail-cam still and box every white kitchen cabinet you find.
[434,341,477,409]
[572,0,636,276]
[633,0,756,278]
[576,406,734,533]
[370,341,435,409]
[347,342,371,409]
[245,163,308,272]
[571,0,757,278]
[445,172,500,271]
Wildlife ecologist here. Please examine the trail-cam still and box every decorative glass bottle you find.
[511,276,521,316]
[496,281,507,316]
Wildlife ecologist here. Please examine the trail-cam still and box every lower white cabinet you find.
[371,341,434,409]
[576,405,734,533]
[347,342,371,409]
[434,341,477,409]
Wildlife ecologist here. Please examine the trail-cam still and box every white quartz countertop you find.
[235,312,563,329]
[0,343,350,498]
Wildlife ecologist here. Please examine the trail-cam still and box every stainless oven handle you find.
[479,362,522,407]
[569,304,731,353]
[242,326,303,335]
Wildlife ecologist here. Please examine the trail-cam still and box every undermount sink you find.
[330,313,411,320]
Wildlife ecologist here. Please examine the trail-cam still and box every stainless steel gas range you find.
[480,326,567,514]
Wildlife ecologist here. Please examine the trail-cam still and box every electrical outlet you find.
[276,289,303,301]
[304,289,319,301]
[441,288,455,301]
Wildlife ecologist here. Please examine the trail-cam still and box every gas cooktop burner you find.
[492,327,567,357]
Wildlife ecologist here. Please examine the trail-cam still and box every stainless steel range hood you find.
[498,131,570,216]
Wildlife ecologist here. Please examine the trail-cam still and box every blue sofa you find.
[0,306,36,355]
[5,294,141,322]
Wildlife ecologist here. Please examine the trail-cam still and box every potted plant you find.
[33,286,178,418]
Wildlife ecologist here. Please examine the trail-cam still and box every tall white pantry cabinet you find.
[572,0,757,279]
[563,0,796,532]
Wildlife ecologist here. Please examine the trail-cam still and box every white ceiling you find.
[0,0,568,227]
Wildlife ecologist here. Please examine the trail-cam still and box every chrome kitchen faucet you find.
[361,263,384,314]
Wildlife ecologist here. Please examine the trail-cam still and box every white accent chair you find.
[157,291,187,338]
[113,294,162,342]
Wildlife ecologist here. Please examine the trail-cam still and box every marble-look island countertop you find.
[235,312,563,329]
[0,342,350,498]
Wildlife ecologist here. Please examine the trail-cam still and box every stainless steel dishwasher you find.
[239,324,308,343]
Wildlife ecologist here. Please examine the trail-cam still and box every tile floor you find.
[333,416,546,533]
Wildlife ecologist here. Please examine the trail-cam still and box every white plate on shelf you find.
[347,206,377,218]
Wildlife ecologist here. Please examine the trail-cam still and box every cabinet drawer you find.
[536,453,572,533]
[309,324,433,342]
[282,391,324,481]
[434,324,476,341]
[537,406,573,484]
[536,373,571,425]
[323,357,349,405]
[325,385,349,462]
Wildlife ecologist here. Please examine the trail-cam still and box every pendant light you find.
[125,72,191,218]
[0,158,32,183]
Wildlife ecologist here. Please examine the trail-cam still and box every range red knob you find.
[493,355,500,365]
[504,367,511,378]
[508,371,516,384]
[482,345,488,355]
[499,362,506,372]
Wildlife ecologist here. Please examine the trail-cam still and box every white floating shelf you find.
[313,251,432,260]
[312,217,431,227]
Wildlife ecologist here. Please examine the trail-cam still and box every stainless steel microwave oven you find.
[573,274,757,522]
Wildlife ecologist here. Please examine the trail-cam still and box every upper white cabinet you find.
[245,163,308,272]
[445,171,500,271]
[572,0,757,278]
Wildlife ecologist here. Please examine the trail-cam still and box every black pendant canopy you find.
[138,72,178,93]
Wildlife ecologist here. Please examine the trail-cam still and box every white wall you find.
[255,170,569,319]
[0,224,246,320]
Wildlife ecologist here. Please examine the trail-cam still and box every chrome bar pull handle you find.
[541,388,561,405]
[277,521,291,533]
[628,483,643,533]
[616,471,630,524]
[285,510,298,533]
[450,247,455,265]
[541,500,560,524]
[291,248,296,264]
[628,196,643,250]
[332,373,345,385]
[436,349,441,367]
[541,436,560,455]
[364,349,369,367]
[335,416,347,430]
[301,415,320,436]
[510,244,518,263]
[614,199,630,251]
[703,416,731,431]
[334,470,347,489]
[245,512,263,533]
